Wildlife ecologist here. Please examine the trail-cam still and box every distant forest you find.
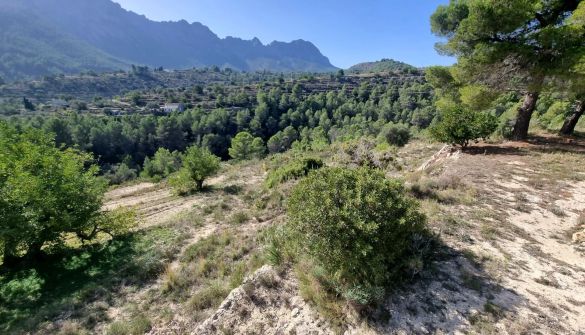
[2,68,434,182]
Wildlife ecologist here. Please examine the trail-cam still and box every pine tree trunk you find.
[560,101,584,136]
[511,92,540,141]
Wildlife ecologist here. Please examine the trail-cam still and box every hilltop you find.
[348,58,420,74]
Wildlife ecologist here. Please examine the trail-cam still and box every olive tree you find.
[0,123,114,265]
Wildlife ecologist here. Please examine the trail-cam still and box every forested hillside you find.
[348,58,420,74]
[2,70,434,184]
[0,3,126,81]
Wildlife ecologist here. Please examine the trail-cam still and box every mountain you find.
[348,58,419,74]
[0,0,337,82]
[0,3,127,82]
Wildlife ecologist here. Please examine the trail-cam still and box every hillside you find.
[3,136,584,334]
[0,4,127,82]
[0,0,337,82]
[83,138,585,334]
[348,58,420,74]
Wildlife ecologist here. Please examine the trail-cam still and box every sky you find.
[113,0,455,69]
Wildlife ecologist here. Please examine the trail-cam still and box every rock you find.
[572,230,585,244]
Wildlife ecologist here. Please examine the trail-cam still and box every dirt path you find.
[395,143,585,334]
[102,171,249,228]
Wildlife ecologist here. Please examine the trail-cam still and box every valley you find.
[1,1,585,334]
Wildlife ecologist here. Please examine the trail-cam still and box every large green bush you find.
[430,106,498,147]
[286,167,429,305]
[169,146,220,195]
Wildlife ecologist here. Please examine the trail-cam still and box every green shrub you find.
[105,163,137,185]
[169,146,220,195]
[0,270,44,305]
[379,123,411,147]
[141,148,182,180]
[265,157,324,188]
[107,314,151,335]
[430,106,498,147]
[286,167,429,305]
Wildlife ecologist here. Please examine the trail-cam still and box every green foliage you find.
[430,1,584,139]
[2,71,435,169]
[169,146,220,195]
[141,148,182,180]
[0,123,110,263]
[286,167,429,305]
[265,157,324,188]
[105,163,137,185]
[107,315,152,335]
[228,131,265,160]
[0,225,185,333]
[0,270,44,305]
[348,58,420,74]
[379,123,411,147]
[267,126,299,154]
[430,106,498,147]
[22,97,35,111]
[538,101,572,130]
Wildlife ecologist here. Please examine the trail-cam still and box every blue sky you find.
[113,0,454,69]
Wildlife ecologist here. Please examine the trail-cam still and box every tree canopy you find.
[169,146,220,194]
[431,0,585,140]
[0,122,114,264]
[228,132,265,160]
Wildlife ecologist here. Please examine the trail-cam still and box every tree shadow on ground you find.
[0,226,184,334]
[526,135,585,155]
[369,243,525,334]
[462,145,528,156]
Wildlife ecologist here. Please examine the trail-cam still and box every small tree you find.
[287,167,429,305]
[169,146,220,195]
[0,123,132,265]
[228,132,265,160]
[430,106,498,147]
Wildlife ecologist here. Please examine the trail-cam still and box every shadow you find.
[460,134,585,157]
[526,135,585,155]
[0,226,182,333]
[368,242,526,334]
[462,145,528,156]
